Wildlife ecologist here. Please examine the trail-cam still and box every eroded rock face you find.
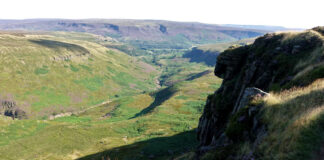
[0,100,27,120]
[197,28,324,158]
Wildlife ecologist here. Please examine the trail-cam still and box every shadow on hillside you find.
[185,70,212,81]
[77,130,197,160]
[131,70,212,119]
[131,86,177,118]
[29,39,89,54]
[183,48,219,66]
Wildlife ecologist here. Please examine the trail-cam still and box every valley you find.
[1,19,322,160]
[0,22,231,159]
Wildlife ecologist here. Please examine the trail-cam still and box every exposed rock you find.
[0,100,27,120]
[4,108,27,120]
[1,100,16,108]
[197,29,324,159]
[233,87,269,113]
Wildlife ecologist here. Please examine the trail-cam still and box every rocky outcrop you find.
[0,100,27,120]
[197,28,324,159]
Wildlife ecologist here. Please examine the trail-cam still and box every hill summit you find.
[0,19,267,49]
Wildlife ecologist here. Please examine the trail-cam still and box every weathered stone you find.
[196,29,324,159]
[233,87,269,113]
[4,107,27,120]
[0,100,27,120]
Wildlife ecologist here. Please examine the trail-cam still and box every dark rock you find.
[159,24,167,33]
[102,113,111,118]
[148,154,155,159]
[238,115,246,122]
[292,45,301,54]
[0,100,27,120]
[1,100,16,109]
[233,87,269,113]
[196,30,324,159]
[4,107,27,120]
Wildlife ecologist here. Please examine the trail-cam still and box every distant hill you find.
[221,24,304,32]
[0,19,269,49]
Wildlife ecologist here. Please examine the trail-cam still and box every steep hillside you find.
[0,19,267,49]
[183,38,255,66]
[0,32,158,119]
[197,27,324,159]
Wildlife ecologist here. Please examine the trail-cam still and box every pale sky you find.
[0,0,323,28]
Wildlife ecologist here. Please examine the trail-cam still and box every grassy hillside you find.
[0,28,227,159]
[195,38,256,52]
[0,32,158,118]
[0,69,222,160]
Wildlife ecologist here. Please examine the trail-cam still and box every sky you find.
[0,0,323,28]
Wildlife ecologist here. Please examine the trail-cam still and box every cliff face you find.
[197,28,324,159]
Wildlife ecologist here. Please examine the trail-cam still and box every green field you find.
[0,31,222,159]
[0,69,221,160]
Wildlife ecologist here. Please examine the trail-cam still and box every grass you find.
[152,50,211,86]
[195,38,256,53]
[0,67,222,160]
[0,32,158,118]
[29,88,71,111]
[0,30,225,159]
[34,67,49,75]
[226,79,324,160]
[255,79,324,159]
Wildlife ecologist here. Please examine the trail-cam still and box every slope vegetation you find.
[0,29,224,159]
[197,27,324,160]
[0,32,158,118]
[0,69,222,160]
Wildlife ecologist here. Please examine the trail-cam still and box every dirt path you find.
[49,100,112,120]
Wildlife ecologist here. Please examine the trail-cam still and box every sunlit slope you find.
[0,32,158,118]
[0,70,221,160]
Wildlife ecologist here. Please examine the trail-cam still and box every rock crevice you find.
[197,28,324,159]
